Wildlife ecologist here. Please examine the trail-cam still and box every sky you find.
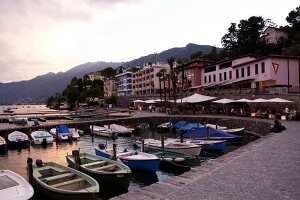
[0,0,299,83]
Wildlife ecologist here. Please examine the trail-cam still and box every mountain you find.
[0,43,220,104]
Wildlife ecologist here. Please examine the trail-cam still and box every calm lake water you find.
[0,126,258,199]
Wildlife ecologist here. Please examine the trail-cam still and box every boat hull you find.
[33,180,98,200]
[8,140,29,149]
[66,158,131,189]
[202,140,227,151]
[0,144,6,154]
[119,157,160,173]
[95,148,111,159]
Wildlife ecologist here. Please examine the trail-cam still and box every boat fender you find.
[163,158,172,162]
[175,158,185,162]
[36,159,43,167]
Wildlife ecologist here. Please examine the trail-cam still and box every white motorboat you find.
[0,170,34,200]
[13,117,28,125]
[8,131,29,149]
[137,138,202,156]
[104,124,132,136]
[0,136,6,154]
[50,124,71,141]
[31,130,54,145]
[69,128,83,140]
[90,125,116,137]
[206,123,227,130]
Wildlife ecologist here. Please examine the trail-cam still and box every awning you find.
[267,98,293,103]
[252,98,269,103]
[144,100,157,104]
[132,99,145,103]
[212,98,236,104]
[235,98,253,103]
[175,93,217,103]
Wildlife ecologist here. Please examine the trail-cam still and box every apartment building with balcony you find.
[87,71,105,81]
[132,63,169,96]
[115,67,133,96]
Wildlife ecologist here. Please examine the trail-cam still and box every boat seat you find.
[51,177,85,188]
[81,161,107,167]
[43,172,74,182]
[93,164,116,171]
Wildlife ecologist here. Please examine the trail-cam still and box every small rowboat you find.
[223,127,245,135]
[90,125,116,137]
[95,147,160,172]
[0,170,34,200]
[31,161,99,200]
[66,151,131,189]
[31,130,54,145]
[8,131,29,149]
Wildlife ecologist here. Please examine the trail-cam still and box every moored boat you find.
[90,125,116,137]
[13,117,28,125]
[137,123,150,130]
[50,124,71,141]
[167,138,227,151]
[8,131,29,149]
[95,147,160,172]
[137,138,202,156]
[157,122,172,130]
[183,127,243,141]
[179,123,203,132]
[171,121,187,130]
[224,127,245,135]
[0,170,34,200]
[66,151,131,189]
[69,128,82,140]
[3,108,14,113]
[0,136,6,154]
[31,130,54,145]
[206,123,227,130]
[104,124,132,136]
[29,160,99,200]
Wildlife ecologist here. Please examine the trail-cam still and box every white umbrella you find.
[184,93,217,103]
[267,98,293,103]
[144,100,157,104]
[212,98,236,104]
[132,99,145,103]
[252,98,269,103]
[235,98,253,103]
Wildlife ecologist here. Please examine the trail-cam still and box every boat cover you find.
[182,127,242,140]
[57,124,69,133]
[171,121,187,130]
[180,123,203,131]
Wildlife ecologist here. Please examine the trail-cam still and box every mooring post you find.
[141,139,145,152]
[192,128,196,140]
[27,157,33,185]
[161,135,164,149]
[74,150,80,170]
[112,132,117,160]
[216,124,218,129]
[91,122,94,143]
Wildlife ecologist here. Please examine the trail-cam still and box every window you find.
[247,66,251,76]
[241,68,245,77]
[255,64,258,74]
[236,69,239,78]
[261,62,265,73]
[219,73,222,81]
[224,72,227,80]
[219,61,232,70]
[209,75,211,83]
[229,71,232,79]
[213,74,216,82]
[204,76,207,84]
[204,66,216,73]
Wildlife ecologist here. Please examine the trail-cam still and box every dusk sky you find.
[0,0,299,83]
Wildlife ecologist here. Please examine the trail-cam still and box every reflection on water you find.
[0,128,258,199]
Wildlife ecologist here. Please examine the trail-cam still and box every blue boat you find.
[180,123,203,132]
[182,127,243,141]
[171,121,187,130]
[49,124,71,141]
[95,147,160,172]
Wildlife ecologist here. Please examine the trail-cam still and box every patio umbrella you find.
[212,98,236,104]
[267,98,293,103]
[183,93,217,103]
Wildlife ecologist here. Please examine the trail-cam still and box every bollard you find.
[141,139,145,152]
[161,135,165,149]
[192,128,196,140]
[91,123,94,143]
[27,157,33,185]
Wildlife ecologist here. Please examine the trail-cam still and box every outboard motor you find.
[41,138,47,147]
[36,159,44,167]
[99,143,106,150]
[72,150,80,156]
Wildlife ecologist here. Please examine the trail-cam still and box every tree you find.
[221,23,238,49]
[101,67,116,78]
[176,58,188,101]
[104,94,118,105]
[156,71,163,102]
[286,6,300,28]
[167,57,177,104]
[190,51,203,60]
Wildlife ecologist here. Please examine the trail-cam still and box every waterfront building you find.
[199,55,300,94]
[259,27,289,45]
[115,67,133,96]
[132,63,169,96]
[87,71,105,81]
[104,78,116,97]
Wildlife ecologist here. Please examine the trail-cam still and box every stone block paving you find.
[112,120,300,200]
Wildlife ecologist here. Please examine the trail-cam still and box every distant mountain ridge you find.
[0,43,220,104]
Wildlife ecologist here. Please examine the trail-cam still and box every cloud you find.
[0,0,141,83]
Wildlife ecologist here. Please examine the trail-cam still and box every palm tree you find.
[160,68,167,107]
[167,57,177,105]
[156,71,162,103]
[176,58,189,102]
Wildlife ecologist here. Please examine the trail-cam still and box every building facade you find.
[259,27,288,44]
[103,78,116,97]
[87,71,105,81]
[132,63,169,96]
[115,69,133,96]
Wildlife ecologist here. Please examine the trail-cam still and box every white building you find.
[115,67,133,96]
[201,55,300,93]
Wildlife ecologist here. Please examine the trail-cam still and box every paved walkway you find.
[113,120,300,200]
